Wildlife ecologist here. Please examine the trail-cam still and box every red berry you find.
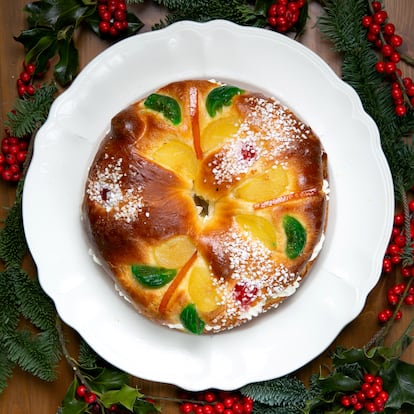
[214,402,225,414]
[365,401,376,413]
[375,61,385,73]
[19,71,31,83]
[389,34,403,48]
[340,395,351,407]
[84,392,97,404]
[394,213,404,226]
[76,385,88,398]
[204,392,216,403]
[203,405,214,414]
[404,295,414,305]
[383,23,395,36]
[390,52,401,63]
[2,169,13,181]
[361,15,372,27]
[373,10,387,24]
[371,1,382,12]
[223,398,234,408]
[180,403,194,414]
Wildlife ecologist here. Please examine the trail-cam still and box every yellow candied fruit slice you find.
[234,165,288,203]
[151,140,197,181]
[201,114,242,153]
[153,235,196,269]
[235,214,277,250]
[188,261,220,313]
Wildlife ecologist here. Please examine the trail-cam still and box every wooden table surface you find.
[1,1,413,413]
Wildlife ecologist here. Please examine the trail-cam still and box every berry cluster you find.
[340,374,389,413]
[16,61,44,98]
[97,0,128,38]
[267,0,306,33]
[0,133,28,182]
[361,1,413,116]
[179,390,253,414]
[382,203,414,274]
[379,201,414,322]
[76,385,119,412]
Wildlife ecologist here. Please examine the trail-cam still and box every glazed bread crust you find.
[83,80,328,334]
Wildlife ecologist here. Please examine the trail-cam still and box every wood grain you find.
[1,1,413,413]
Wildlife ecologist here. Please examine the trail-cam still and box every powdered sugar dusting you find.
[86,155,143,223]
[209,96,312,186]
[209,224,300,330]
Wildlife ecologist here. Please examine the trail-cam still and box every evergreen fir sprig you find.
[152,0,265,29]
[5,82,58,139]
[318,0,414,198]
[240,377,309,412]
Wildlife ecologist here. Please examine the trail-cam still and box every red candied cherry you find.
[233,283,258,306]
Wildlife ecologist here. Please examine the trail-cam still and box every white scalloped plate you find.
[23,21,394,391]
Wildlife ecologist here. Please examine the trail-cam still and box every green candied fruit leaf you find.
[180,304,205,335]
[206,85,244,117]
[144,93,181,125]
[283,215,307,259]
[131,264,176,288]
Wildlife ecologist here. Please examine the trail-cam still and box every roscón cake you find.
[82,79,329,334]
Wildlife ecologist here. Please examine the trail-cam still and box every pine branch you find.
[251,401,302,414]
[3,328,60,382]
[78,339,103,369]
[318,0,414,198]
[0,346,14,394]
[240,376,309,409]
[5,82,57,138]
[12,266,57,331]
[0,193,27,267]
[152,0,264,29]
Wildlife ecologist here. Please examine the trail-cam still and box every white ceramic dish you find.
[23,20,394,391]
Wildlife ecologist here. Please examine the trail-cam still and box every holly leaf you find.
[87,367,130,394]
[24,0,90,29]
[84,9,144,38]
[134,399,161,414]
[59,378,88,414]
[54,38,78,85]
[381,359,414,412]
[254,0,273,15]
[100,384,143,410]
[317,372,360,393]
